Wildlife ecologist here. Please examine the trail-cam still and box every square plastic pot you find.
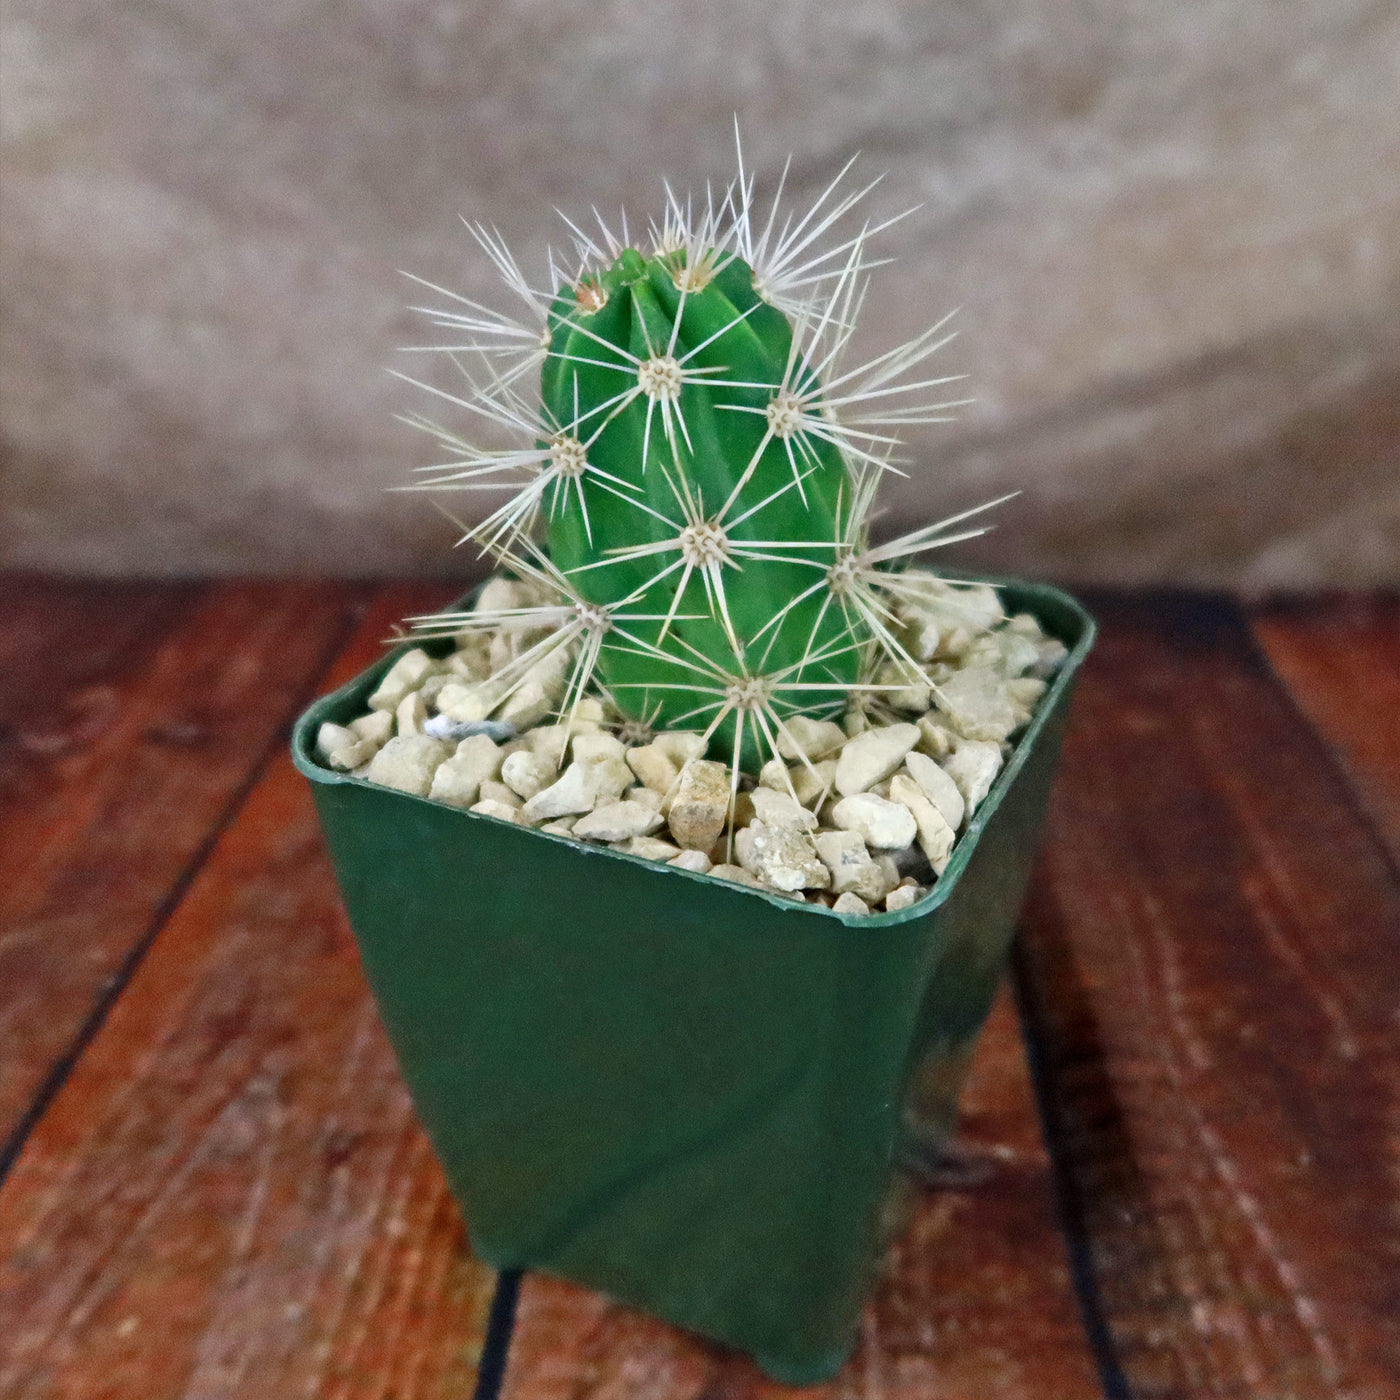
[292,577,1095,1384]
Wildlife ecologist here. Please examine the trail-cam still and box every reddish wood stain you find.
[0,585,494,1400]
[0,578,366,1144]
[1017,595,1400,1399]
[1251,594,1400,863]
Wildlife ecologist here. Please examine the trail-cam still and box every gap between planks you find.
[0,583,496,1400]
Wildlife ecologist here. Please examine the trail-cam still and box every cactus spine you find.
[401,140,998,775]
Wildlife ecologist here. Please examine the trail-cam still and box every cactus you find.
[399,138,1003,778]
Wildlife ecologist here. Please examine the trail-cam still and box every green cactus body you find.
[402,148,988,777]
[538,247,854,757]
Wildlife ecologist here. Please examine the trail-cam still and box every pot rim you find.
[292,572,1095,928]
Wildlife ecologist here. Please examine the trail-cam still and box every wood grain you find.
[499,989,1102,1400]
[1250,594,1400,864]
[0,584,497,1400]
[1016,594,1400,1399]
[0,577,365,1154]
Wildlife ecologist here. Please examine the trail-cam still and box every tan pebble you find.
[889,773,956,866]
[501,749,556,801]
[813,829,897,903]
[709,863,763,889]
[612,835,681,861]
[757,757,788,790]
[368,649,439,712]
[573,799,666,842]
[469,798,527,824]
[735,821,830,892]
[572,731,626,763]
[885,885,923,912]
[834,723,919,796]
[789,758,838,807]
[349,710,394,745]
[395,690,427,737]
[903,751,966,830]
[750,788,818,832]
[831,792,918,849]
[524,723,572,769]
[364,734,451,796]
[915,715,954,759]
[626,743,680,794]
[934,666,1021,743]
[537,818,578,836]
[667,849,712,874]
[776,716,847,762]
[446,645,491,682]
[496,680,553,730]
[316,721,356,760]
[941,741,1003,814]
[521,761,599,822]
[653,731,707,766]
[667,759,730,851]
[428,734,502,808]
[478,780,520,808]
[436,680,504,724]
[584,754,633,803]
[832,892,871,916]
[1005,676,1048,710]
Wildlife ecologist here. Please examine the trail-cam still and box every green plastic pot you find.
[292,577,1095,1383]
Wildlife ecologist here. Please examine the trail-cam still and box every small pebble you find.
[885,884,923,912]
[831,792,918,849]
[735,822,831,892]
[501,749,556,801]
[521,761,600,822]
[942,741,1003,814]
[775,716,847,762]
[813,829,897,903]
[365,734,451,796]
[832,892,871,916]
[709,863,764,888]
[626,743,680,794]
[653,731,707,766]
[478,780,521,809]
[903,751,966,830]
[573,799,666,842]
[537,818,578,836]
[368,649,439,712]
[834,722,919,796]
[350,711,394,745]
[613,835,682,861]
[572,731,626,763]
[934,666,1021,743]
[749,788,818,831]
[667,759,731,851]
[667,849,712,874]
[396,690,428,737]
[469,798,527,824]
[889,773,955,868]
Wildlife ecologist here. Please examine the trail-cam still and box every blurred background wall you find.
[2,0,1397,588]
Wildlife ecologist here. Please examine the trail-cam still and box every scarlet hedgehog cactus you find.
[396,133,1006,785]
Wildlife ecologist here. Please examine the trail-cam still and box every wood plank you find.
[1015,594,1400,1399]
[1250,594,1400,863]
[0,584,498,1400]
[499,988,1102,1400]
[0,577,366,1155]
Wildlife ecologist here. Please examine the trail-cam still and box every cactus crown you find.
[399,137,1003,776]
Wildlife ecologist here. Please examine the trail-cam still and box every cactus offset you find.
[400,138,1000,776]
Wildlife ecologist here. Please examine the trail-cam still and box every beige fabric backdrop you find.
[2,0,1397,586]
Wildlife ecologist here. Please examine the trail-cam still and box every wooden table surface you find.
[0,578,1396,1400]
